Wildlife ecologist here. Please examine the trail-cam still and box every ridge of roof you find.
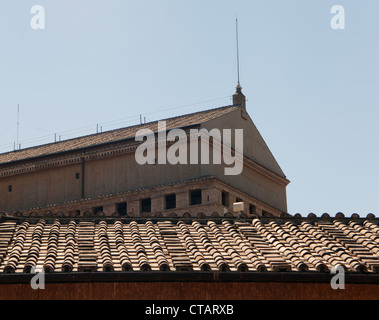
[0,105,238,166]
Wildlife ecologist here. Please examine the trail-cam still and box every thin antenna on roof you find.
[236,17,241,86]
[16,104,20,150]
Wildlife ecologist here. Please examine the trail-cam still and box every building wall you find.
[0,163,82,212]
[0,108,288,214]
[0,147,204,213]
[84,151,202,200]
[17,177,281,218]
[0,281,377,300]
[201,160,287,213]
[202,108,286,178]
[200,109,288,212]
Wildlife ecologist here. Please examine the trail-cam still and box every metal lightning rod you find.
[16,104,20,150]
[236,17,241,86]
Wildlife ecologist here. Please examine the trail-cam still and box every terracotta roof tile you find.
[1,217,379,275]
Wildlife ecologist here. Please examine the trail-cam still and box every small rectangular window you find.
[222,191,229,207]
[75,173,80,180]
[8,185,12,192]
[165,194,176,210]
[190,189,202,206]
[117,202,127,216]
[141,198,151,213]
[249,204,256,215]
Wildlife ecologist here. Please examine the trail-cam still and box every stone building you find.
[0,86,289,219]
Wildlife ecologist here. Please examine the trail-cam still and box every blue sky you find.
[0,1,378,216]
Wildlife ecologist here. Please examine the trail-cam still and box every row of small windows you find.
[9,185,257,216]
[85,190,259,216]
[93,190,257,216]
[91,189,203,216]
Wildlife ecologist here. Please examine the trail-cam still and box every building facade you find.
[0,87,289,218]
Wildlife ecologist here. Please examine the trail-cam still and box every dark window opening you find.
[117,202,127,216]
[165,194,176,210]
[236,197,243,203]
[8,185,12,192]
[249,204,256,215]
[93,206,103,215]
[141,198,151,213]
[190,189,202,206]
[75,173,80,180]
[222,191,229,207]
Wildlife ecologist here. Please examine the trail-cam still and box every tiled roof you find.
[1,216,379,275]
[0,105,238,166]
